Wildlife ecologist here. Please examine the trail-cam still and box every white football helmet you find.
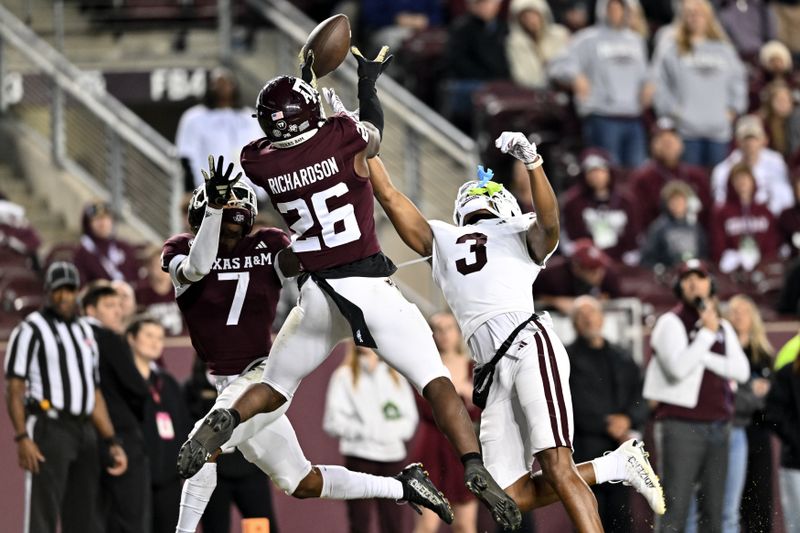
[453,180,522,226]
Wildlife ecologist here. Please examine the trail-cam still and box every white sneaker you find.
[611,439,666,515]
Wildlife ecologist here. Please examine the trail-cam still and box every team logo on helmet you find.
[233,213,245,223]
[276,120,287,130]
[255,75,326,148]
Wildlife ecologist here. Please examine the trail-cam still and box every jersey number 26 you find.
[276,183,361,252]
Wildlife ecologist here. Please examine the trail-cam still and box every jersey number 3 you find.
[455,233,488,275]
[276,183,361,252]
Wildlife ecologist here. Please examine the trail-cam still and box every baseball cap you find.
[581,154,609,173]
[651,117,678,137]
[735,115,766,141]
[44,261,80,292]
[572,239,610,270]
[676,258,710,279]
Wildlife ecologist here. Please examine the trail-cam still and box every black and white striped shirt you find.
[4,308,100,416]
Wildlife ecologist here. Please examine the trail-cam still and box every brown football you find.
[300,14,351,79]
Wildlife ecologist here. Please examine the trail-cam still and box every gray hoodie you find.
[548,20,650,117]
[652,39,746,142]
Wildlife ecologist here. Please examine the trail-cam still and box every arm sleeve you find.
[650,313,709,381]
[322,370,366,440]
[726,51,748,115]
[3,321,36,379]
[180,207,223,282]
[652,51,680,118]
[700,321,751,383]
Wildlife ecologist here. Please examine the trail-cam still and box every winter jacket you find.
[629,160,712,231]
[641,213,708,268]
[711,147,793,216]
[506,0,570,88]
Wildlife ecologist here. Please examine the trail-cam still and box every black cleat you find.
[464,461,522,531]
[395,463,454,524]
[177,408,238,479]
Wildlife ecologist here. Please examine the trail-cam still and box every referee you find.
[4,261,128,533]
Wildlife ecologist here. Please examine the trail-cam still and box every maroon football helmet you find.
[255,75,325,148]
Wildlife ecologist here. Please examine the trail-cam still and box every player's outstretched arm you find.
[495,132,559,264]
[367,156,434,257]
[351,46,393,157]
[177,155,240,285]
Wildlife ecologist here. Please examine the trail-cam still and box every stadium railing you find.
[0,3,183,242]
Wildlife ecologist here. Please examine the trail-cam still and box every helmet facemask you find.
[188,182,259,235]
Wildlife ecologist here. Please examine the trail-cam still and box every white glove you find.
[495,131,542,169]
[322,87,359,121]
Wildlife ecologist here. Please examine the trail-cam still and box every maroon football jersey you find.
[241,114,381,272]
[161,228,289,375]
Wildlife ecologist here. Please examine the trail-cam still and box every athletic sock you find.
[175,462,217,532]
[591,451,627,485]
[318,464,404,500]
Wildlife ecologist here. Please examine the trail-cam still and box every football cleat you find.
[464,461,522,530]
[611,439,666,515]
[395,463,454,524]
[176,408,238,479]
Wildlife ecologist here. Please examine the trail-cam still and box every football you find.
[300,14,351,79]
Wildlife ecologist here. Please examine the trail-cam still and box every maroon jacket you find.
[73,210,139,283]
[241,114,381,272]
[161,228,288,375]
[560,178,639,262]
[778,203,800,258]
[710,178,780,263]
[628,161,712,232]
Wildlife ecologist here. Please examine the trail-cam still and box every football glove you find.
[299,48,317,87]
[495,132,542,170]
[202,155,241,207]
[322,87,359,121]
[351,45,394,83]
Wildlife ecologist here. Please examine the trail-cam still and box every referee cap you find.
[44,261,80,292]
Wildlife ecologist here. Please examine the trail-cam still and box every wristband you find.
[104,435,122,447]
[525,155,544,170]
[14,432,29,443]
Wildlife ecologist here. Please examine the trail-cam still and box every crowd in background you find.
[3,0,800,531]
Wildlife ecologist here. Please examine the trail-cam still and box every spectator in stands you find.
[711,163,780,273]
[323,341,418,533]
[128,315,191,533]
[135,247,183,336]
[82,281,150,533]
[760,80,800,160]
[442,0,509,130]
[765,351,800,533]
[411,312,478,533]
[711,115,793,216]
[779,176,800,258]
[359,0,443,53]
[560,152,639,263]
[640,180,708,268]
[727,294,775,532]
[183,357,280,533]
[652,0,746,168]
[111,279,137,328]
[778,259,800,316]
[629,117,712,232]
[505,0,570,89]
[717,0,776,59]
[73,201,140,284]
[549,0,652,167]
[0,196,41,270]
[567,295,647,532]
[174,68,262,195]
[642,259,750,533]
[533,239,622,314]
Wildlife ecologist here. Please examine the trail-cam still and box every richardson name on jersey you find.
[267,157,339,194]
[211,253,274,271]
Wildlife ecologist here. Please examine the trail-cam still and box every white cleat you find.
[612,439,666,515]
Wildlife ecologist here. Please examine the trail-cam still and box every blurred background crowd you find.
[1,0,800,531]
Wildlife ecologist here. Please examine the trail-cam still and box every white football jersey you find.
[429,214,553,342]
